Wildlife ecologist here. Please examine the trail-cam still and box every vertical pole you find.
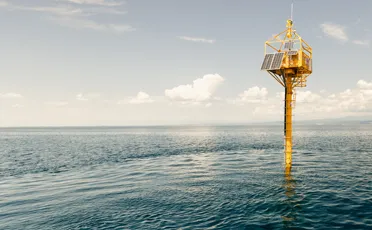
[284,74,293,167]
[291,2,294,21]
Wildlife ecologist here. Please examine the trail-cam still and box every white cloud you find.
[165,74,224,103]
[293,81,372,115]
[353,40,370,46]
[0,93,23,98]
[320,23,348,42]
[295,90,321,103]
[45,101,69,107]
[244,80,372,120]
[12,104,24,108]
[65,0,124,6]
[357,80,372,89]
[178,36,216,44]
[108,24,135,32]
[0,1,133,33]
[53,17,135,32]
[234,86,268,104]
[76,93,100,101]
[6,3,126,16]
[3,80,372,126]
[16,5,85,16]
[76,93,88,101]
[340,89,352,98]
[83,7,127,15]
[129,91,153,104]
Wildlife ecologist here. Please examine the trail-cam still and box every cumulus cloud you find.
[165,74,224,103]
[243,80,372,120]
[76,93,100,101]
[340,89,352,98]
[178,36,216,44]
[295,90,321,103]
[357,80,372,89]
[294,80,372,115]
[128,91,154,104]
[0,93,23,98]
[234,86,268,104]
[320,23,348,42]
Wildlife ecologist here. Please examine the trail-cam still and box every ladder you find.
[292,89,296,109]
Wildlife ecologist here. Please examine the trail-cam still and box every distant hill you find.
[293,116,372,125]
[246,115,372,126]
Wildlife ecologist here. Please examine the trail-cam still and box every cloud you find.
[128,91,154,104]
[0,93,23,98]
[357,80,372,89]
[245,79,372,120]
[107,24,135,32]
[45,101,69,107]
[178,36,216,44]
[352,40,370,47]
[0,1,133,33]
[3,80,372,126]
[295,90,321,103]
[7,3,126,16]
[320,23,348,42]
[234,86,268,104]
[76,93,100,101]
[53,16,135,32]
[294,81,372,114]
[12,104,24,108]
[64,0,124,6]
[16,5,85,16]
[83,7,127,15]
[76,93,88,101]
[165,74,224,103]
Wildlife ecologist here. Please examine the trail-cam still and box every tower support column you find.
[284,75,293,167]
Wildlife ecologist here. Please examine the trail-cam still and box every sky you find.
[0,0,372,126]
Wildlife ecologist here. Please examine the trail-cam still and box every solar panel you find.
[284,41,294,50]
[261,54,274,70]
[270,52,284,70]
[287,50,298,55]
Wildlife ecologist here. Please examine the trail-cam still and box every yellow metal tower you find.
[261,9,312,168]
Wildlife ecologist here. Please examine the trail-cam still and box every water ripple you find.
[0,125,372,229]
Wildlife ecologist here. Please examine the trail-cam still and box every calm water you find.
[0,125,371,229]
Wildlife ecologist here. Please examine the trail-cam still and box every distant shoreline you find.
[0,120,371,129]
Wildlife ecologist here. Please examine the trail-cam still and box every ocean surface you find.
[0,125,371,229]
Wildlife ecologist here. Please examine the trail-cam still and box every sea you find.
[0,125,371,229]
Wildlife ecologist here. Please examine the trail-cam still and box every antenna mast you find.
[291,2,294,21]
[261,1,313,169]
